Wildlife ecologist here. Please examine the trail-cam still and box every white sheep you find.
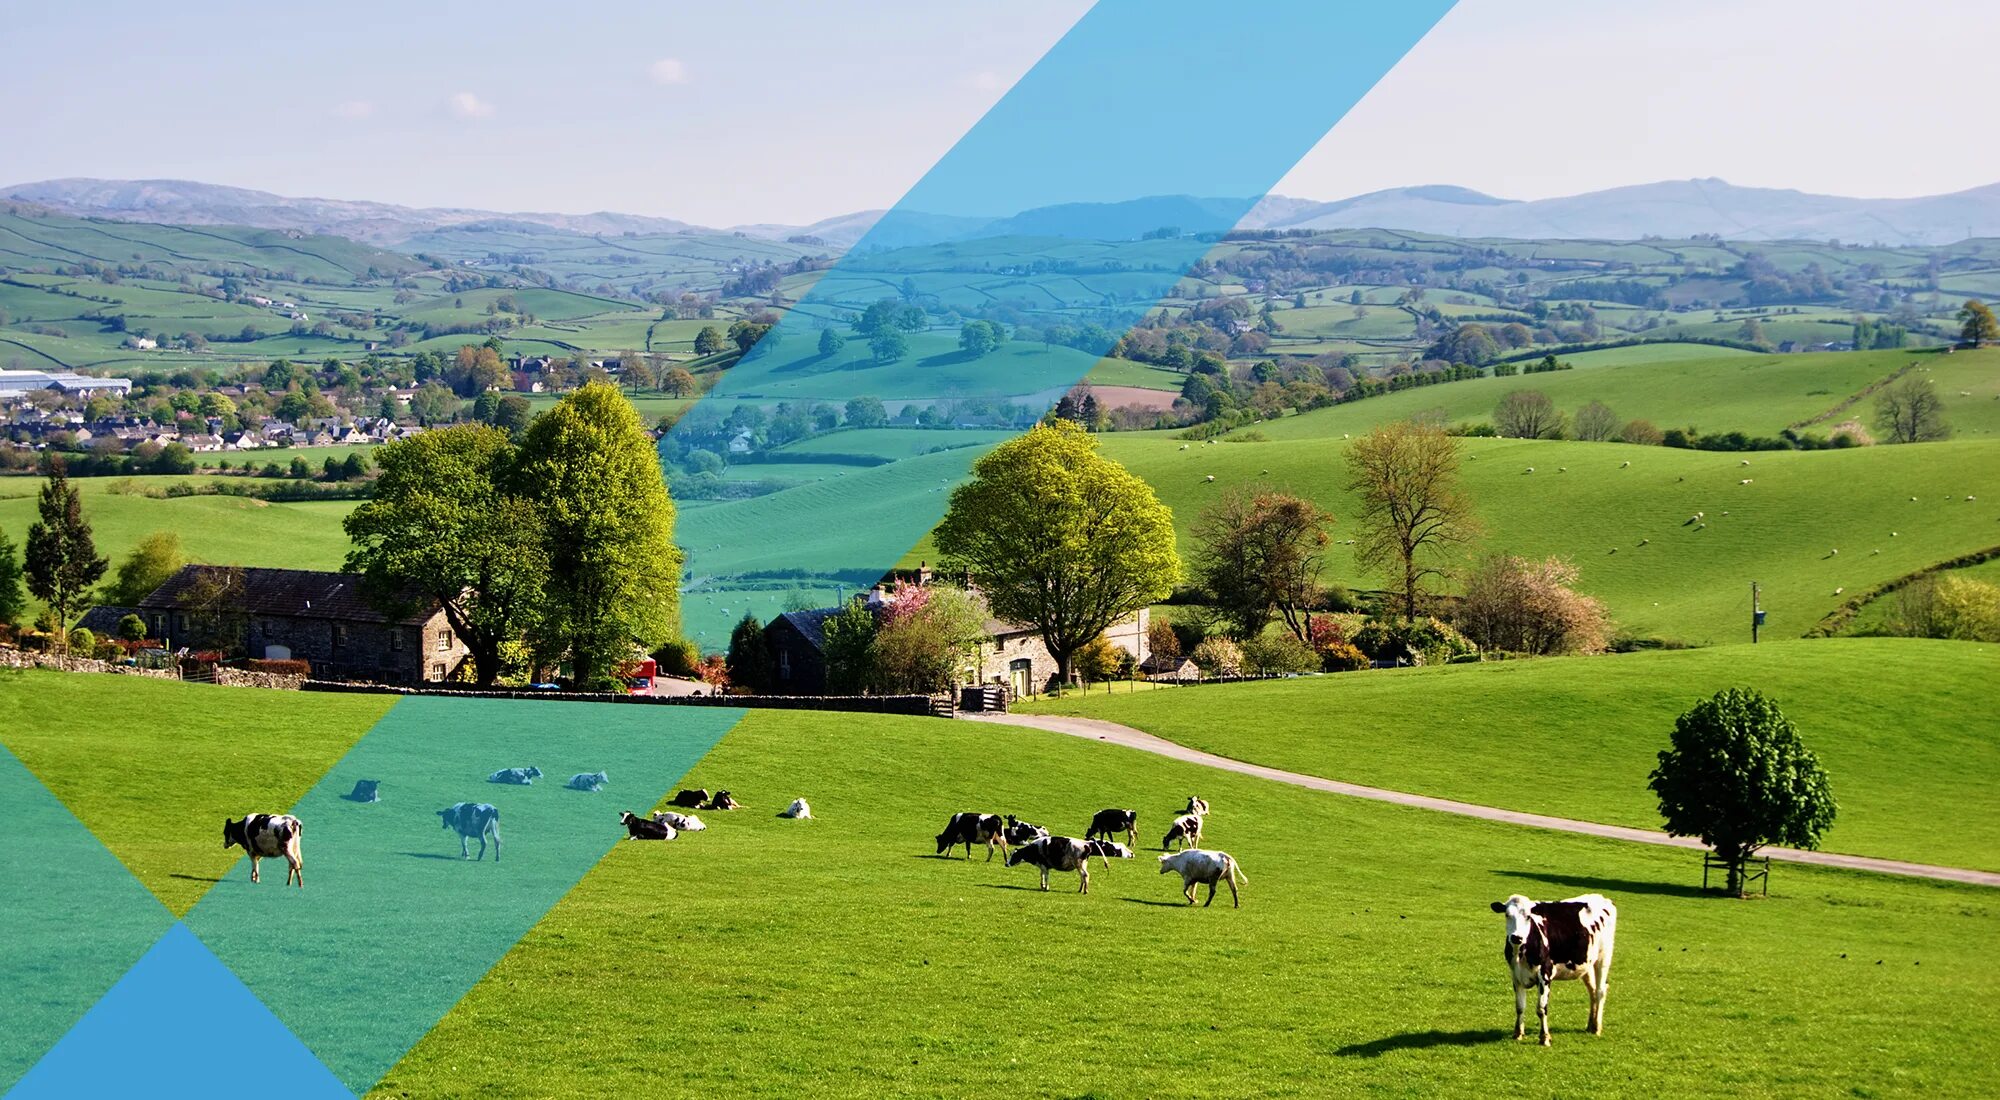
[1740,479,1752,485]
[1609,547,1617,554]
[1830,548,1839,556]
[1205,475,1215,482]
[1638,538,1650,546]
[1179,444,1189,450]
[1620,461,1631,468]
[1969,496,1978,502]
[1892,531,1899,537]
[1740,459,1751,466]
[1558,467,1567,473]
[1911,497,1919,502]
[1834,587,1844,595]
[1524,467,1535,474]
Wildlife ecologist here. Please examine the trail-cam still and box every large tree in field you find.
[0,526,26,628]
[1873,374,1950,444]
[935,419,1178,686]
[1192,488,1333,643]
[515,382,681,689]
[1648,688,1836,896]
[1959,299,1999,347]
[25,459,108,650]
[344,424,547,686]
[1344,420,1477,620]
[1493,389,1563,439]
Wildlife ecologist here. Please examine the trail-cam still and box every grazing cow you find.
[619,811,675,841]
[670,788,710,809]
[437,802,502,861]
[567,770,608,793]
[779,798,812,820]
[652,811,706,832]
[1083,838,1134,867]
[1161,812,1204,852]
[1157,848,1245,908]
[1006,835,1094,893]
[1490,893,1619,1046]
[1004,814,1050,846]
[488,767,542,786]
[1182,795,1211,817]
[703,790,741,811]
[935,812,1008,861]
[1086,808,1138,849]
[222,814,304,887]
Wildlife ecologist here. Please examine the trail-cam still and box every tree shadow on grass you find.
[1335,1028,1508,1058]
[1491,869,1710,900]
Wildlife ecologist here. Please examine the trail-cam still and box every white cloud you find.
[448,91,495,119]
[648,57,690,86]
[333,100,373,120]
[965,70,1005,93]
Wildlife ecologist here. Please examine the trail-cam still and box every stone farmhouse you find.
[139,566,469,684]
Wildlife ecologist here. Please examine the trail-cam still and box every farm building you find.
[763,576,1149,698]
[138,566,469,684]
[0,368,133,398]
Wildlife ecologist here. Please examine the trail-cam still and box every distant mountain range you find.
[7,176,2000,250]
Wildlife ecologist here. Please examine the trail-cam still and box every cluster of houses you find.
[2,408,425,455]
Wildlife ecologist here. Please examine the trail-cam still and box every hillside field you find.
[0,673,1993,1098]
[1022,638,2000,871]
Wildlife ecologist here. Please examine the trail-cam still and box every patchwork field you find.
[1,673,1994,1097]
[1022,638,2000,871]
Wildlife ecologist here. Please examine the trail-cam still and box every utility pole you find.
[1751,581,1761,644]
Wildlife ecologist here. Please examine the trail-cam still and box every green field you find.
[0,672,1994,1097]
[1023,638,2000,871]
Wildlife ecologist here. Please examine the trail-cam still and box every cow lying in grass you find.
[1083,839,1134,867]
[779,798,812,819]
[1086,808,1137,849]
[669,788,710,809]
[935,812,1007,860]
[1158,848,1245,908]
[1006,835,1095,893]
[223,813,304,887]
[703,790,741,811]
[652,811,706,832]
[488,767,542,786]
[567,770,608,793]
[620,811,675,840]
[1491,893,1618,1045]
[1004,815,1049,846]
[437,802,502,861]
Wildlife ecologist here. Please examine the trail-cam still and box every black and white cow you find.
[1182,795,1211,817]
[703,790,742,811]
[669,788,710,809]
[1082,838,1134,868]
[1490,893,1618,1045]
[1004,814,1049,846]
[935,812,1008,861]
[488,766,542,786]
[437,802,502,861]
[566,770,608,793]
[1161,812,1204,852]
[1086,808,1138,849]
[222,814,304,887]
[652,811,706,832]
[619,811,675,840]
[1006,835,1094,893]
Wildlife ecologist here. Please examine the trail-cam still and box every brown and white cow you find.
[1490,893,1618,1045]
[222,813,304,887]
[935,812,1008,861]
[1006,835,1095,893]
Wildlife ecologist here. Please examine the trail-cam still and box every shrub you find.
[68,627,95,654]
[1351,616,1475,664]
[1189,636,1243,677]
[246,658,312,677]
[93,640,124,662]
[1242,631,1318,675]
[1319,640,1370,672]
[117,613,148,643]
[652,638,702,677]
[1457,554,1612,655]
[1074,635,1126,685]
[1147,616,1181,661]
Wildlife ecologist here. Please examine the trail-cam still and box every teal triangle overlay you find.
[0,743,175,1095]
[181,696,743,1093]
[6,924,354,1100]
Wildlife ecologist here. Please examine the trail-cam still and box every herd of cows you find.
[215,787,1621,1045]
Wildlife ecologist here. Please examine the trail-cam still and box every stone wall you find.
[0,647,176,679]
[213,667,307,691]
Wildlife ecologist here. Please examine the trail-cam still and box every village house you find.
[138,566,470,684]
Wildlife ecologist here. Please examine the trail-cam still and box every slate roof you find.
[75,604,139,636]
[138,566,436,626]
[773,607,842,649]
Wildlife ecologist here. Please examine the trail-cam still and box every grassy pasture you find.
[1023,638,2000,872]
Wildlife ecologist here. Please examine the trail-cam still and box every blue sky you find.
[5,1,1995,225]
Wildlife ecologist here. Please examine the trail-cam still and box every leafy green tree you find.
[1344,420,1478,620]
[869,329,909,365]
[106,531,185,607]
[820,600,877,695]
[935,419,1179,685]
[0,526,26,628]
[726,612,772,693]
[1649,688,1836,896]
[117,613,147,643]
[844,395,887,428]
[515,383,681,689]
[24,460,109,649]
[344,425,546,686]
[958,320,1000,357]
[1192,489,1333,643]
[1959,299,1999,347]
[289,457,312,479]
[869,585,989,694]
[817,328,846,357]
[728,320,773,353]
[660,366,700,398]
[693,326,725,356]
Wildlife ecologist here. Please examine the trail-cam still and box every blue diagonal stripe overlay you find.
[4,1,1452,1092]
[667,0,1456,645]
